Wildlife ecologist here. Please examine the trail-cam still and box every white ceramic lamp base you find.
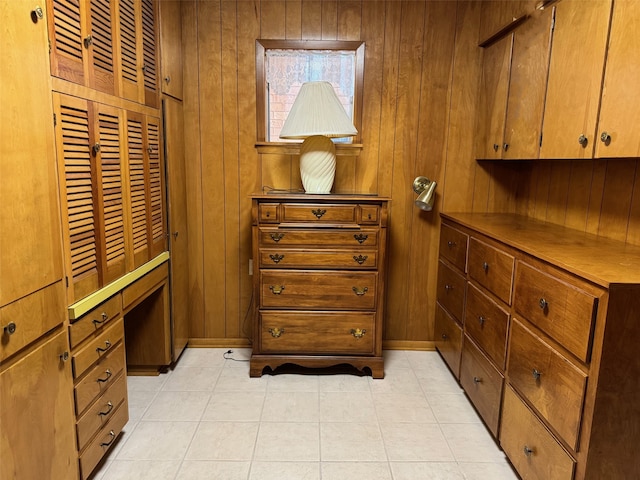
[299,135,336,194]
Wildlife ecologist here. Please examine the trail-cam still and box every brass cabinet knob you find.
[444,284,453,292]
[3,322,17,335]
[447,240,456,248]
[503,143,509,151]
[83,35,93,48]
[164,76,171,84]
[59,351,70,362]
[539,298,548,310]
[523,445,534,457]
[478,316,486,326]
[31,6,44,22]
[578,134,588,147]
[493,144,499,152]
[441,333,448,340]
[600,131,611,143]
[532,368,542,381]
[473,376,483,384]
[92,143,101,155]
[482,261,489,272]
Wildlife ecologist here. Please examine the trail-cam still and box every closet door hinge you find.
[539,133,543,147]
[65,276,69,287]
[53,113,57,127]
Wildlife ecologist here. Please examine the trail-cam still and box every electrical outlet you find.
[249,258,253,275]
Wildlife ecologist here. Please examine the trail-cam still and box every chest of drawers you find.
[250,194,389,378]
[436,213,640,480]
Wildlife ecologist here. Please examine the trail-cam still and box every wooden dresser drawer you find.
[439,223,468,272]
[508,319,587,451]
[459,336,504,437]
[282,203,357,223]
[260,312,375,355]
[258,227,379,247]
[79,399,128,480]
[260,271,377,310]
[259,249,378,269]
[465,283,510,370]
[258,203,280,223]
[436,260,466,322]
[69,294,122,349]
[76,371,127,450]
[122,263,168,310]
[500,386,576,480]
[434,303,463,378]
[514,261,597,362]
[74,341,126,415]
[468,237,514,304]
[360,205,380,224]
[72,317,125,379]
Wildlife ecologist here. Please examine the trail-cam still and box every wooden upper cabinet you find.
[479,0,538,45]
[475,8,554,160]
[502,6,554,160]
[48,0,116,94]
[476,34,513,160]
[159,0,183,99]
[119,0,159,108]
[595,0,640,158]
[1,0,64,307]
[540,0,612,159]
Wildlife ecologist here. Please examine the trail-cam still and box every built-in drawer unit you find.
[436,260,466,322]
[438,212,640,480]
[434,303,463,378]
[250,194,389,378]
[438,222,468,271]
[69,294,122,349]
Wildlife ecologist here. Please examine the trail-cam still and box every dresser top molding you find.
[251,192,391,202]
[442,213,640,287]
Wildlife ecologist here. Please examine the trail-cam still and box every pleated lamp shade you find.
[280,81,358,193]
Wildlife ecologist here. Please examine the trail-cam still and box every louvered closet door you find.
[126,112,150,267]
[88,0,116,94]
[119,0,142,102]
[95,105,128,282]
[48,0,86,84]
[141,0,159,108]
[146,116,166,257]
[54,93,100,303]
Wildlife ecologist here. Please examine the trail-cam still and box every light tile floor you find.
[90,349,518,480]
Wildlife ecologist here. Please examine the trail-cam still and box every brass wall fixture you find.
[413,176,437,211]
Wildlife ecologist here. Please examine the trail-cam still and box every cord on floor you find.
[223,349,250,362]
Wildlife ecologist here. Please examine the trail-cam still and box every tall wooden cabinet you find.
[0,1,77,479]
[436,213,640,480]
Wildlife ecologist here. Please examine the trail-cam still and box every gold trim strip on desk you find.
[68,251,170,320]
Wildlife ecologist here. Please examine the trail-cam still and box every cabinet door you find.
[119,0,142,103]
[1,0,64,307]
[159,0,184,99]
[502,6,554,160]
[0,331,78,480]
[87,0,117,94]
[475,34,513,160]
[142,0,160,108]
[163,98,189,361]
[540,0,612,159]
[48,0,86,85]
[146,115,166,258]
[595,0,640,158]
[54,93,101,302]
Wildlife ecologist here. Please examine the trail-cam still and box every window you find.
[256,40,365,145]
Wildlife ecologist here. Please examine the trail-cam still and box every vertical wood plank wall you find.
[181,0,640,347]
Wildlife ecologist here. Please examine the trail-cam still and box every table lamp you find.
[279,81,358,194]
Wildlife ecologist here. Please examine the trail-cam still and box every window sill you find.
[255,142,363,156]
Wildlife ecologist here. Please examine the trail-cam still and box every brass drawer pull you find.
[354,233,368,244]
[270,232,284,242]
[532,369,542,381]
[350,328,366,338]
[352,286,368,296]
[269,285,285,295]
[97,369,112,383]
[268,327,284,338]
[93,312,109,325]
[100,430,116,447]
[523,445,534,457]
[447,241,456,248]
[311,209,326,219]
[96,340,112,353]
[98,401,114,417]
[353,255,368,265]
[473,376,483,384]
[539,298,548,310]
[269,253,284,264]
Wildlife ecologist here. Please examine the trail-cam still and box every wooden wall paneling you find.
[486,162,520,213]
[237,0,262,341]
[301,0,322,40]
[337,0,361,41]
[385,0,426,340]
[356,0,386,194]
[285,0,302,39]
[322,0,338,40]
[260,0,286,39]
[563,161,595,232]
[544,160,572,225]
[597,160,637,242]
[441,0,483,213]
[471,162,492,212]
[407,1,457,341]
[221,0,241,338]
[525,160,551,221]
[198,0,226,338]
[585,160,607,236]
[627,166,640,245]
[377,2,402,199]
[181,0,205,337]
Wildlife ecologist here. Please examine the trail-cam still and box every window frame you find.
[255,39,365,150]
